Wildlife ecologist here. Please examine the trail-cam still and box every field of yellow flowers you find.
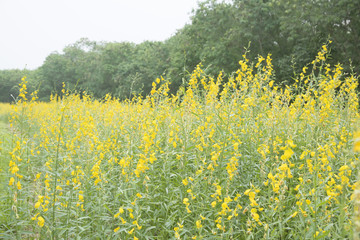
[1,45,360,239]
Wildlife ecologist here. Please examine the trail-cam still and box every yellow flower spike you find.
[34,202,41,209]
[280,148,294,161]
[34,173,41,181]
[37,216,45,227]
[119,207,124,214]
[128,227,135,234]
[133,220,140,228]
[354,131,360,152]
[263,179,269,186]
[114,227,120,233]
[31,213,39,221]
[9,177,15,186]
[196,220,202,229]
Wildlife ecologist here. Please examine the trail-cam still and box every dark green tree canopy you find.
[0,0,358,102]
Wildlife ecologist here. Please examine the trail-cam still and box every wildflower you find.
[37,216,45,227]
[255,56,265,68]
[9,177,14,186]
[251,208,260,222]
[280,148,294,161]
[34,173,41,181]
[16,181,22,190]
[196,220,202,229]
[119,207,124,214]
[183,197,192,212]
[34,202,41,209]
[128,227,135,234]
[291,211,298,218]
[120,217,126,224]
[31,213,39,221]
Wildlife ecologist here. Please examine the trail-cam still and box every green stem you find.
[51,106,65,240]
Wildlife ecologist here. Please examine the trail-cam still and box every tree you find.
[0,69,35,102]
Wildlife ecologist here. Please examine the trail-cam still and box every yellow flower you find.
[34,202,41,209]
[281,148,294,160]
[16,181,22,190]
[196,220,202,229]
[34,173,41,181]
[114,227,120,232]
[31,213,39,221]
[9,177,14,186]
[120,217,127,224]
[37,216,45,227]
[291,211,298,218]
[244,189,251,195]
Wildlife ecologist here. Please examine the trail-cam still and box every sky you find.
[0,0,201,70]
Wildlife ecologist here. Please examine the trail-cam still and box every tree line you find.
[1,0,359,102]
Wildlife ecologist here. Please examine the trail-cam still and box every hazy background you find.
[0,0,199,70]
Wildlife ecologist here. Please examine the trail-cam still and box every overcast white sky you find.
[0,0,201,70]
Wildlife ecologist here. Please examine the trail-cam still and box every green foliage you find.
[0,70,34,103]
